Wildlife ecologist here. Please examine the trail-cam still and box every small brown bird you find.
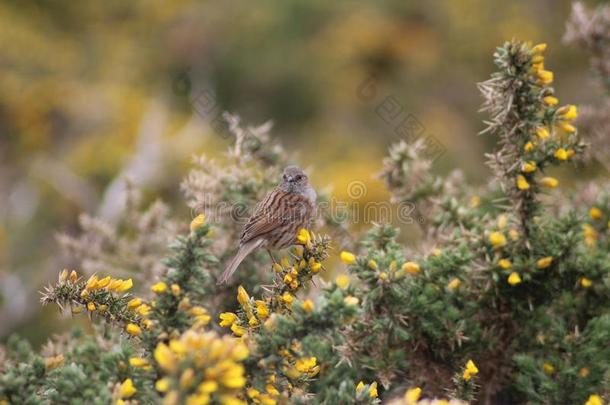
[218,166,317,284]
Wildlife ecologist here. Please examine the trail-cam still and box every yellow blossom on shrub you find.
[589,207,603,220]
[537,256,553,269]
[116,279,133,292]
[369,381,378,398]
[405,387,422,404]
[344,296,359,306]
[151,282,167,294]
[537,70,553,85]
[129,357,149,368]
[535,126,550,139]
[126,323,142,336]
[402,261,420,274]
[585,395,603,405]
[255,300,269,319]
[543,362,555,375]
[489,231,507,248]
[521,161,537,173]
[190,214,206,233]
[508,272,522,286]
[543,96,558,106]
[87,302,95,311]
[463,359,479,381]
[302,299,314,313]
[559,122,576,133]
[296,228,311,245]
[237,285,250,306]
[340,251,356,264]
[499,259,512,270]
[447,278,461,290]
[554,148,568,161]
[336,274,349,289]
[532,42,547,53]
[558,104,578,121]
[127,298,142,309]
[119,378,136,398]
[540,177,558,188]
[524,142,534,152]
[517,175,530,190]
[580,277,592,288]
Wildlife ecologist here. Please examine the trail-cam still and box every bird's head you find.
[281,165,310,192]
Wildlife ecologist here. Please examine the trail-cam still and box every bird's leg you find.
[266,249,277,265]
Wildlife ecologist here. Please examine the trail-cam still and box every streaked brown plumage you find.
[218,166,316,284]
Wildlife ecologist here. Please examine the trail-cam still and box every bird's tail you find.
[217,239,264,284]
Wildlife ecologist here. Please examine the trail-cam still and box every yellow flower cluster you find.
[462,359,479,381]
[81,274,133,298]
[218,286,270,337]
[153,329,248,405]
[273,229,323,291]
[400,386,467,405]
[355,380,378,398]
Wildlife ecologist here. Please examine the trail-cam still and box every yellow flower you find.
[136,304,151,316]
[116,279,133,293]
[265,384,280,396]
[344,296,359,306]
[96,276,111,289]
[540,177,558,188]
[404,388,422,405]
[85,274,99,290]
[378,272,388,281]
[537,256,553,269]
[272,263,282,273]
[119,378,137,398]
[219,312,238,327]
[237,285,250,307]
[532,43,547,53]
[340,251,356,265]
[543,362,555,375]
[558,104,578,121]
[543,96,558,106]
[579,367,590,378]
[154,343,176,372]
[589,207,603,220]
[155,378,170,393]
[356,381,365,393]
[296,228,311,245]
[71,306,84,314]
[463,359,479,381]
[302,299,314,313]
[537,70,553,85]
[402,261,421,274]
[447,278,461,290]
[554,148,568,161]
[151,282,167,294]
[68,270,78,283]
[367,259,378,270]
[508,272,522,285]
[489,232,507,248]
[295,357,317,373]
[498,259,512,270]
[559,122,576,133]
[580,277,592,288]
[44,354,65,371]
[521,161,537,173]
[280,257,290,268]
[369,382,378,398]
[517,175,530,190]
[336,275,350,289]
[310,261,322,273]
[126,323,142,336]
[281,292,294,305]
[536,126,550,139]
[190,214,206,233]
[129,357,149,368]
[470,195,481,208]
[230,323,246,337]
[127,298,142,309]
[509,228,519,241]
[87,302,96,311]
[171,284,181,296]
[498,214,508,229]
[585,394,603,405]
[255,300,269,319]
[524,142,534,152]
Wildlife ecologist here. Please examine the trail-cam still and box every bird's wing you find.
[240,190,310,244]
[240,189,288,244]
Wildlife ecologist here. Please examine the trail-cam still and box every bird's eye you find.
[295,175,302,181]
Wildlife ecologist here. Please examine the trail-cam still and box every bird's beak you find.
[286,176,293,182]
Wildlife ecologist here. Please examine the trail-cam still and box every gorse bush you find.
[1,41,608,405]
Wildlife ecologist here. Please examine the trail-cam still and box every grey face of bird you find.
[281,166,309,192]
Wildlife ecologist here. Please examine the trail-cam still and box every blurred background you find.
[0,0,607,346]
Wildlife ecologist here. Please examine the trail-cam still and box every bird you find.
[218,166,317,284]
